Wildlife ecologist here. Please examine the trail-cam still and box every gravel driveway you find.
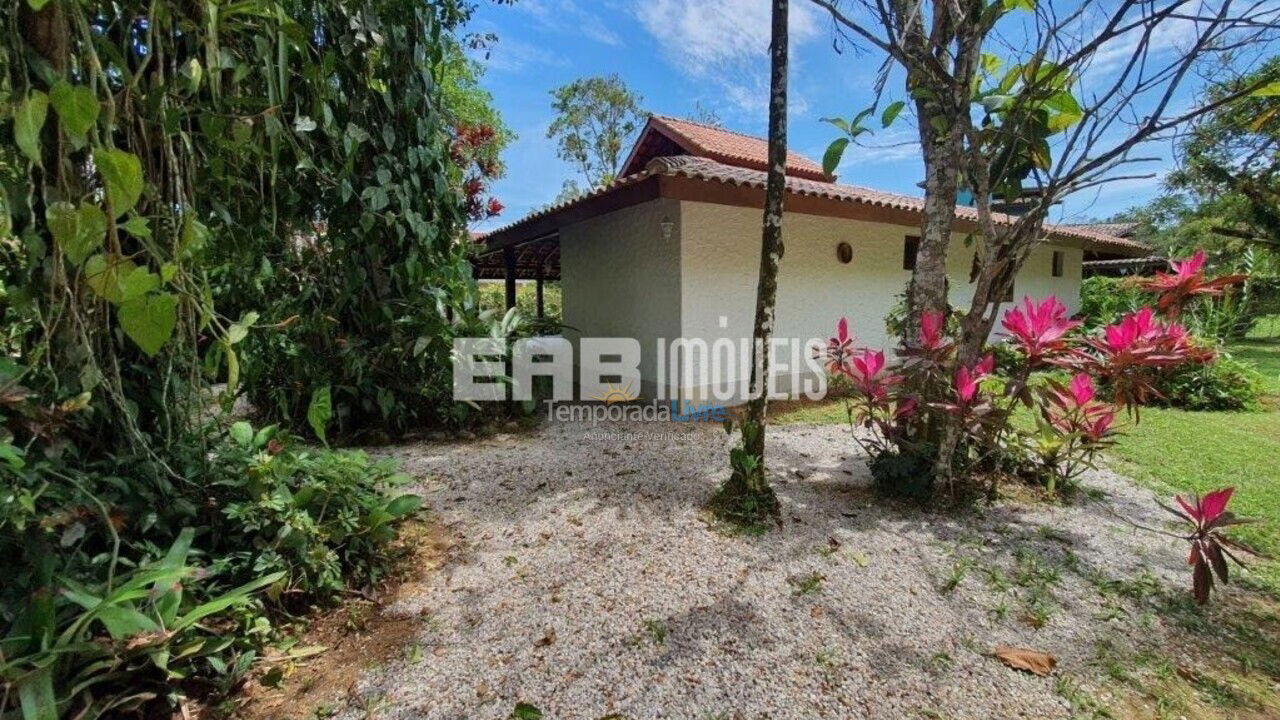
[340,419,1194,720]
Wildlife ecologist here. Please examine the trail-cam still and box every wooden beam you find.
[535,264,545,319]
[503,246,516,310]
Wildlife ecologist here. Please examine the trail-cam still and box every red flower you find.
[850,348,886,382]
[953,354,994,404]
[1136,250,1247,318]
[848,349,902,401]
[919,310,946,351]
[1082,409,1115,441]
[1064,373,1096,407]
[1000,295,1080,364]
[486,197,505,217]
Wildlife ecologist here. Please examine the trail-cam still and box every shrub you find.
[1080,276,1146,328]
[1150,348,1263,411]
[1,530,282,720]
[205,422,421,602]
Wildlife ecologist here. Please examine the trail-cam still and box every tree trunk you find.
[904,104,960,342]
[741,0,790,495]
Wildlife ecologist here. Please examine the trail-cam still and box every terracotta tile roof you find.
[1061,222,1139,238]
[486,155,1150,255]
[624,115,829,182]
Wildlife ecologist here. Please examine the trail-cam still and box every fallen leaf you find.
[993,645,1057,676]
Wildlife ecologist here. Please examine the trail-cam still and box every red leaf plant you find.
[1000,295,1081,366]
[1136,250,1248,318]
[1156,488,1260,604]
[816,247,1256,603]
[822,317,856,376]
[1080,308,1213,409]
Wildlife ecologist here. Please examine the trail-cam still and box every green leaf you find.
[50,81,99,139]
[820,116,850,133]
[17,666,57,720]
[230,421,253,447]
[15,91,49,166]
[95,148,145,216]
[120,266,161,302]
[48,202,107,266]
[1044,90,1082,116]
[850,107,875,131]
[120,215,152,239]
[84,254,138,303]
[822,137,850,178]
[881,100,905,128]
[95,605,161,640]
[118,292,178,356]
[386,494,422,517]
[227,311,258,345]
[1046,111,1080,133]
[307,385,332,444]
[1250,80,1280,97]
[511,703,543,720]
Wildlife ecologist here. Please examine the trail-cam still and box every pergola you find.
[470,233,560,317]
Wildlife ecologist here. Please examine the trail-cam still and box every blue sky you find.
[466,0,1195,232]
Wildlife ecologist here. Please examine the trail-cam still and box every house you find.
[475,115,1149,403]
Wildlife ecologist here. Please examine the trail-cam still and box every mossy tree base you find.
[706,471,780,535]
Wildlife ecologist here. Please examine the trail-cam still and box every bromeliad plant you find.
[820,249,1255,602]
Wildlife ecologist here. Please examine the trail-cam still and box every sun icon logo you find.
[592,382,637,404]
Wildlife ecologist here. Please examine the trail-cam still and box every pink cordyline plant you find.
[952,354,994,406]
[847,349,901,402]
[1001,295,1081,366]
[821,249,1255,602]
[822,317,856,376]
[919,309,948,352]
[1043,374,1116,443]
[1155,488,1259,604]
[1136,250,1247,318]
[1082,308,1212,409]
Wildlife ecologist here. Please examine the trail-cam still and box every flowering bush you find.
[820,249,1256,601]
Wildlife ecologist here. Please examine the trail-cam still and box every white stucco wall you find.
[676,201,1084,401]
[559,198,682,398]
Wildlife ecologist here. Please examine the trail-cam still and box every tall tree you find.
[813,0,1279,486]
[712,0,788,525]
[546,74,644,187]
[1169,56,1280,253]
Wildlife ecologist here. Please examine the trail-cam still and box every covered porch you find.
[470,233,561,318]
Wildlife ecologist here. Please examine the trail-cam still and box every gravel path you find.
[341,419,1196,720]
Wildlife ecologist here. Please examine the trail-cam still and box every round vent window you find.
[836,242,853,264]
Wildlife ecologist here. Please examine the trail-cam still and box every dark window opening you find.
[903,236,919,270]
[1051,250,1065,278]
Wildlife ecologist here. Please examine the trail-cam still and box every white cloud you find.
[831,126,921,175]
[518,0,624,46]
[1084,15,1198,75]
[635,0,819,75]
[633,0,822,119]
[479,36,569,73]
